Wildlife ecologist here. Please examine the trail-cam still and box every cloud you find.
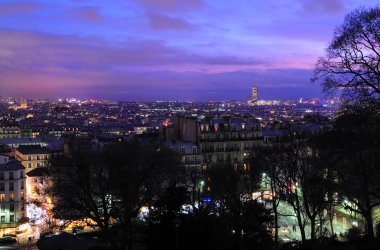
[0,28,321,100]
[136,0,204,11]
[298,0,345,16]
[68,6,103,23]
[0,2,45,16]
[146,12,195,30]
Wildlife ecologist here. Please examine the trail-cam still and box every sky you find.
[0,0,378,101]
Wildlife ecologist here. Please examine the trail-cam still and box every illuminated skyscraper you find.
[248,85,258,106]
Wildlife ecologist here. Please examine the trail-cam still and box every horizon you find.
[0,0,378,100]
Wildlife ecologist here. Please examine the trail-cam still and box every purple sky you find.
[0,0,378,101]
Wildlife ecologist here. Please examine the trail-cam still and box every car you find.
[0,235,17,244]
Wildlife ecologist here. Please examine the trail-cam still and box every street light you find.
[173,217,181,250]
[73,228,77,250]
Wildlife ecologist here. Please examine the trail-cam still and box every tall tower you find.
[250,85,258,106]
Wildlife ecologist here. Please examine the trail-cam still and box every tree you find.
[256,137,335,243]
[317,112,380,238]
[103,140,181,249]
[313,7,380,102]
[206,162,273,249]
[47,150,117,233]
[47,138,182,249]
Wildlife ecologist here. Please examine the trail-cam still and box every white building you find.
[0,159,26,232]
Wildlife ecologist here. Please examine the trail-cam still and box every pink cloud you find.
[68,7,103,23]
[146,12,195,30]
[0,2,45,16]
[136,0,204,11]
[299,0,345,16]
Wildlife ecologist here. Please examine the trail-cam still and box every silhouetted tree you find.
[313,7,380,102]
[317,112,380,238]
[47,151,117,232]
[47,139,182,249]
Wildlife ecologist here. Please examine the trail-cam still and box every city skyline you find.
[0,0,378,100]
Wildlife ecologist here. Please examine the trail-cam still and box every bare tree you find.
[313,7,380,101]
[47,151,117,232]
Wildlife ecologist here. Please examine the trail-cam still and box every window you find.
[0,216,5,223]
[192,146,197,154]
[37,155,41,160]
[21,181,24,190]
[0,172,3,180]
[0,194,5,202]
[9,193,14,201]
[44,155,48,160]
[0,183,3,191]
[9,172,13,180]
[181,147,185,155]
[9,204,14,212]
[19,171,23,178]
[28,163,32,168]
[0,204,5,212]
[28,155,32,161]
[37,162,41,168]
[10,215,14,222]
[9,182,14,191]
[21,192,24,200]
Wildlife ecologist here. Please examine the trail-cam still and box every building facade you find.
[160,116,263,167]
[14,145,50,173]
[0,159,26,231]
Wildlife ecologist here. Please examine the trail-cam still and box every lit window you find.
[9,193,14,201]
[0,194,5,202]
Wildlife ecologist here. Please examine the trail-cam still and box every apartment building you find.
[14,145,50,173]
[0,159,26,231]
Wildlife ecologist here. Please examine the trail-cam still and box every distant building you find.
[0,120,20,139]
[248,85,258,106]
[160,115,263,167]
[0,160,26,231]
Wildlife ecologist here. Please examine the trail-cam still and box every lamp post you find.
[73,228,77,250]
[173,217,181,250]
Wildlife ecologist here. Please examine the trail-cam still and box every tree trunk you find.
[329,208,334,236]
[364,209,374,239]
[271,180,279,250]
[310,217,316,241]
[296,212,306,243]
